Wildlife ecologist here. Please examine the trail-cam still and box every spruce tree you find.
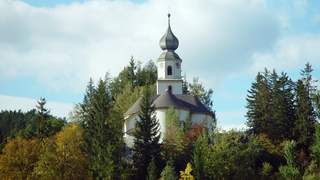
[80,78,123,179]
[246,70,272,136]
[36,97,49,139]
[294,80,316,150]
[246,69,296,142]
[133,86,161,180]
[270,71,295,141]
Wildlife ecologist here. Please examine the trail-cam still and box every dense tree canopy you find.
[0,59,319,179]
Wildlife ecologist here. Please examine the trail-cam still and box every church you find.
[123,14,214,147]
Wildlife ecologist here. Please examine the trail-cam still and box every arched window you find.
[167,66,172,76]
[168,85,172,92]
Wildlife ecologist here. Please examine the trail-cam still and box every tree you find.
[204,131,261,179]
[179,162,194,180]
[79,78,123,179]
[114,83,143,115]
[132,86,161,180]
[301,63,317,95]
[311,124,320,166]
[269,71,295,141]
[246,69,296,142]
[33,124,89,179]
[36,97,50,139]
[164,107,184,151]
[313,91,320,119]
[136,60,157,86]
[192,132,208,180]
[294,80,316,149]
[162,107,188,172]
[160,161,177,180]
[188,77,214,111]
[147,159,158,180]
[0,137,41,179]
[246,70,272,137]
[188,77,217,132]
[279,141,300,180]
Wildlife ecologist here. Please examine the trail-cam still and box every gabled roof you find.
[125,90,213,117]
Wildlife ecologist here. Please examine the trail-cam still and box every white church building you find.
[124,14,214,147]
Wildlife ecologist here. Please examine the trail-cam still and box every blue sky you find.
[1,0,320,129]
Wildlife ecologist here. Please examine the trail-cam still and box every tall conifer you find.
[80,78,123,179]
[132,86,161,180]
[294,80,316,149]
[246,70,272,136]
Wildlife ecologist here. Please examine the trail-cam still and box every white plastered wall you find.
[157,80,183,94]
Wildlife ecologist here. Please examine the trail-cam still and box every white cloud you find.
[0,94,73,118]
[0,0,281,93]
[250,34,320,73]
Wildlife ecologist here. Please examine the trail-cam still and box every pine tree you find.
[80,78,123,179]
[301,63,316,95]
[128,56,137,88]
[36,97,49,139]
[270,71,295,141]
[246,69,296,142]
[246,70,272,136]
[133,86,161,180]
[294,80,316,150]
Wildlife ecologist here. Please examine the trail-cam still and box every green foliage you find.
[246,70,296,143]
[133,86,161,180]
[294,80,316,149]
[192,132,208,180]
[160,161,177,180]
[187,78,217,131]
[114,83,143,115]
[302,161,320,180]
[79,78,123,179]
[110,58,157,99]
[279,140,300,180]
[162,107,190,172]
[188,77,214,111]
[313,91,320,119]
[164,107,184,150]
[311,124,320,166]
[147,159,158,180]
[204,131,262,179]
[0,107,65,149]
[261,162,273,178]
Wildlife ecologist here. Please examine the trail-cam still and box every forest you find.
[0,58,320,180]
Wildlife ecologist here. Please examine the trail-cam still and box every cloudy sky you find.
[0,0,319,129]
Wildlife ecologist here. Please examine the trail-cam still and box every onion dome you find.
[159,13,179,51]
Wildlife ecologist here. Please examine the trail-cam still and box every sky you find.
[0,0,320,130]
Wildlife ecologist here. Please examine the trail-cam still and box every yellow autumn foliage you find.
[33,123,89,179]
[0,137,41,179]
[179,162,194,180]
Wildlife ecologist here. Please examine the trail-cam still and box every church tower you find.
[156,14,183,95]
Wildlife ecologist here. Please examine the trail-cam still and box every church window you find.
[167,66,172,75]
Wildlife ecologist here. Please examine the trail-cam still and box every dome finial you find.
[159,13,179,51]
